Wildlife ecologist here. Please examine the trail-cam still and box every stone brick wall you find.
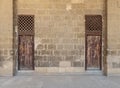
[0,0,13,76]
[107,0,120,74]
[17,0,105,73]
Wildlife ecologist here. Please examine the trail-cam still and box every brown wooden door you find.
[18,35,34,70]
[85,15,102,70]
[18,15,34,70]
[86,36,101,69]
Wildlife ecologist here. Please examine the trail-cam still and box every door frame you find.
[85,15,102,70]
[18,15,35,70]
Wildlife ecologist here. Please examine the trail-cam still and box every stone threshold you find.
[16,70,103,76]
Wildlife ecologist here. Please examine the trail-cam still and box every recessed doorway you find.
[18,15,34,70]
[85,15,102,70]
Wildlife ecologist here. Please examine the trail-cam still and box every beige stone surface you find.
[59,67,66,72]
[2,0,120,76]
[17,0,105,74]
[0,61,13,76]
[35,67,47,73]
[71,0,84,4]
[47,67,59,72]
[0,0,13,76]
[107,0,120,74]
[59,61,71,67]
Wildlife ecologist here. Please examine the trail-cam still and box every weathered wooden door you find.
[18,15,34,70]
[18,35,34,70]
[86,36,101,69]
[85,15,102,70]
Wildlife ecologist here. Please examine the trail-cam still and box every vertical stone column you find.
[103,0,108,76]
[0,0,13,76]
[107,0,120,75]
[13,0,18,76]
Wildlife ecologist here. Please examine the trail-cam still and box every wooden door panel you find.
[85,15,102,70]
[18,15,34,70]
[18,35,33,70]
[86,36,101,69]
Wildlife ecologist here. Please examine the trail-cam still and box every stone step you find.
[16,70,103,76]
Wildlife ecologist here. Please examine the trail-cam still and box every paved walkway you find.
[0,72,120,88]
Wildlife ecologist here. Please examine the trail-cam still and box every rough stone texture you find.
[0,0,120,76]
[107,0,120,75]
[17,0,105,73]
[0,73,120,88]
[0,0,13,76]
